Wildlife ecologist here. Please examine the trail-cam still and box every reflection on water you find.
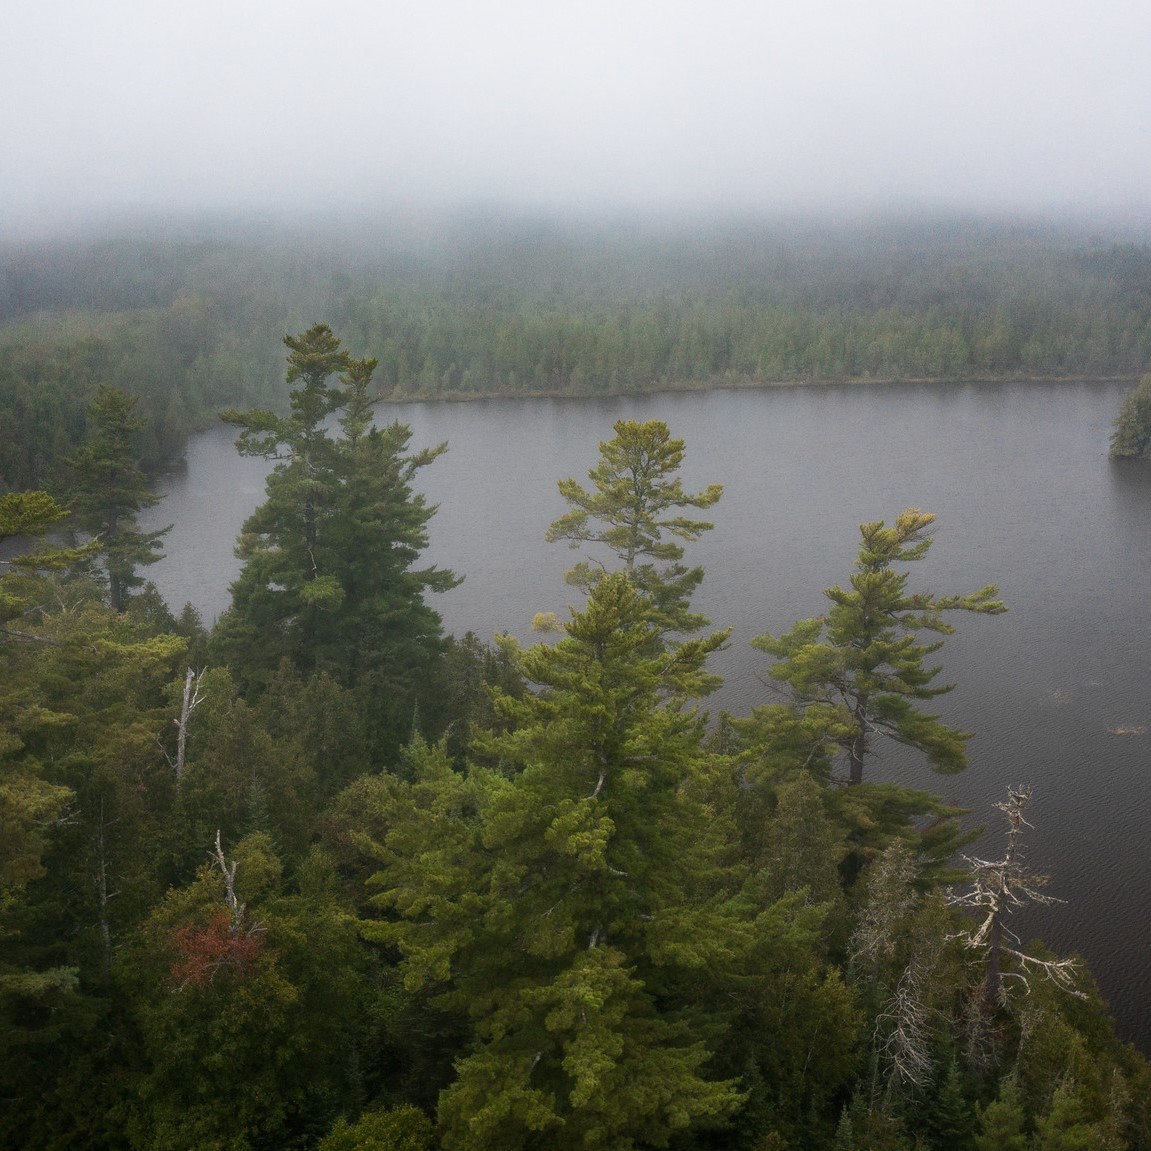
[141,380,1151,1050]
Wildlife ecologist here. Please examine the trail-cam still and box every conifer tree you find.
[973,1078,1029,1151]
[546,418,722,635]
[753,509,1005,785]
[1,490,85,631]
[63,386,169,612]
[366,575,743,1150]
[1109,373,1151,458]
[215,325,457,748]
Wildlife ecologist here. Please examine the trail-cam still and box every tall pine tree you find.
[753,509,1004,785]
[214,324,458,750]
[365,574,743,1150]
[546,419,722,636]
[64,386,169,613]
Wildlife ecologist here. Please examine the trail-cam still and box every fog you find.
[3,0,1151,235]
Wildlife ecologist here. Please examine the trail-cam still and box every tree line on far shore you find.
[5,215,1151,491]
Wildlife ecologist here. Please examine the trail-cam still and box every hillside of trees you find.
[2,325,1149,1149]
[4,213,1151,489]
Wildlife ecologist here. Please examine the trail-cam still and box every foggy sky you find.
[4,0,1151,233]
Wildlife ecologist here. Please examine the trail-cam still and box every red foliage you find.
[169,909,265,989]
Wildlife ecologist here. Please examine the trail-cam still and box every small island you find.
[1110,373,1151,458]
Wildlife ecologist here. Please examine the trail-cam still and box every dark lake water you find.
[140,380,1151,1051]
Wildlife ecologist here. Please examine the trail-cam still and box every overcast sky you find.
[4,0,1150,233]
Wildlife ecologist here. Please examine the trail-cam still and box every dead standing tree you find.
[158,667,206,783]
[950,786,1083,1011]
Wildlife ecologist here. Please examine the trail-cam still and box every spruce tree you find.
[365,575,742,1150]
[215,325,457,748]
[63,386,169,612]
[973,1079,1028,1151]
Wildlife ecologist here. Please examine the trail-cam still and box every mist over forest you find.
[6,0,1151,1141]
[4,209,1151,495]
[4,205,1151,1147]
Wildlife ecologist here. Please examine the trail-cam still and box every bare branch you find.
[211,829,244,929]
[949,786,1084,1005]
[171,667,207,782]
[875,957,935,1089]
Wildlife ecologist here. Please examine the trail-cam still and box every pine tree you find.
[1108,373,1151,458]
[365,575,743,1150]
[215,325,457,749]
[546,418,722,635]
[753,509,1005,785]
[63,386,169,612]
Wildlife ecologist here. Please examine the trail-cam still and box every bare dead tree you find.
[950,786,1084,1009]
[850,840,919,978]
[875,955,935,1100]
[211,829,245,933]
[159,667,206,783]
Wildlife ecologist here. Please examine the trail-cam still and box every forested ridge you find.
[2,323,1149,1149]
[5,214,1151,489]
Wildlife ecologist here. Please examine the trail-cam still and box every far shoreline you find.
[372,370,1142,406]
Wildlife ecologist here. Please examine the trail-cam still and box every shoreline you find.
[373,370,1142,406]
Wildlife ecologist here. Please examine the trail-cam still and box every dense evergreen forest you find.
[3,315,1151,1149]
[4,213,1151,489]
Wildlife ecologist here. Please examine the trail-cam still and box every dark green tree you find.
[63,386,169,613]
[0,590,188,1149]
[125,836,376,1151]
[546,418,722,635]
[364,575,744,1150]
[924,1057,977,1150]
[753,509,1005,785]
[1109,373,1151,458]
[973,1078,1028,1151]
[214,325,458,749]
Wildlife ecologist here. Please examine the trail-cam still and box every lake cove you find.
[143,378,1151,1050]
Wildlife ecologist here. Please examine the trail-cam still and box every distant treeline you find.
[4,213,1151,488]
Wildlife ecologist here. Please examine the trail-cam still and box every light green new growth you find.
[754,509,1005,785]
[546,418,722,635]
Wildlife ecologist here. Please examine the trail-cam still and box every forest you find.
[4,214,1151,490]
[3,313,1150,1151]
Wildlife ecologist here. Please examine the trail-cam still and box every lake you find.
[140,379,1151,1050]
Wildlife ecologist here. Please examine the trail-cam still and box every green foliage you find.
[0,588,192,1148]
[435,631,526,764]
[924,1058,977,1149]
[1109,373,1151,458]
[974,1078,1029,1151]
[0,492,101,634]
[318,1105,436,1151]
[124,836,377,1151]
[0,489,70,540]
[1031,1078,1112,1150]
[546,418,722,635]
[753,771,847,905]
[364,576,745,1149]
[4,221,1151,496]
[753,509,1005,785]
[3,350,1151,1148]
[214,325,458,754]
[63,386,170,612]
